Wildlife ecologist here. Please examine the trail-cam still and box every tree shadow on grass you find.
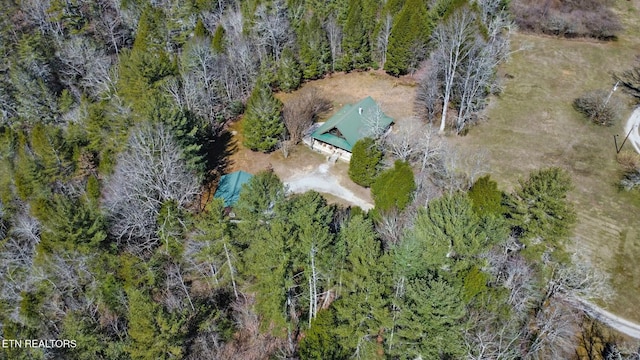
[199,129,237,209]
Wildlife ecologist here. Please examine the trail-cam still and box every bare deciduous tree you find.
[324,14,342,72]
[56,37,114,100]
[163,262,195,313]
[376,14,392,69]
[375,208,415,249]
[382,120,442,166]
[465,312,522,360]
[362,104,391,139]
[430,10,476,133]
[0,204,40,323]
[179,37,225,123]
[94,0,131,55]
[103,123,200,253]
[221,8,259,100]
[282,87,331,144]
[523,299,582,360]
[252,0,293,62]
[426,2,512,133]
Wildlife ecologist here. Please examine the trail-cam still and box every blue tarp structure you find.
[213,171,253,207]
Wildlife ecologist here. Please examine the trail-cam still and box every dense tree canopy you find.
[0,0,621,359]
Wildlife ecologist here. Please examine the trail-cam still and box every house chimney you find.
[359,107,363,115]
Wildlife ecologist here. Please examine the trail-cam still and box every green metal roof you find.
[214,171,253,207]
[311,97,393,152]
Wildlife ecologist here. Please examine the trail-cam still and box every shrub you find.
[616,151,640,173]
[348,138,382,187]
[573,90,619,126]
[468,175,504,216]
[621,170,640,191]
[510,0,621,40]
[617,151,640,191]
[371,160,415,213]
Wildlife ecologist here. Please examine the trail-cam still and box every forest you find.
[0,0,636,359]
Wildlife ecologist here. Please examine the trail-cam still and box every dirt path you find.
[284,163,374,210]
[579,299,640,339]
[624,107,640,154]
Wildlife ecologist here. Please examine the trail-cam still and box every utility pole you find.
[615,124,638,154]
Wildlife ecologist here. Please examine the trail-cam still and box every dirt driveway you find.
[285,162,373,210]
[227,118,373,209]
[225,71,417,210]
[624,107,640,154]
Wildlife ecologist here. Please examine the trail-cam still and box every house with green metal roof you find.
[213,171,253,207]
[309,97,393,161]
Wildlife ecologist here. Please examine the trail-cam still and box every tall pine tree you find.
[341,0,371,71]
[242,78,284,152]
[297,15,331,79]
[333,215,391,359]
[384,0,429,76]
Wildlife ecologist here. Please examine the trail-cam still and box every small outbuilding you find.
[309,96,393,161]
[213,171,253,207]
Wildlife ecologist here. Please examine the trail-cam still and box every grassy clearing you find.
[226,71,416,207]
[227,5,640,319]
[278,70,418,123]
[454,0,640,321]
[227,116,373,206]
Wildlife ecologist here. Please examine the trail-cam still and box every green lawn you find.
[455,1,640,322]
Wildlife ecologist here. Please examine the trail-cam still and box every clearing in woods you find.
[227,71,418,209]
[227,0,640,322]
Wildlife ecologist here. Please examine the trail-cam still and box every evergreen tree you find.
[333,215,391,359]
[371,160,415,213]
[212,25,225,53]
[394,192,506,290]
[299,309,344,359]
[242,78,284,152]
[391,278,466,359]
[148,95,211,175]
[297,15,331,79]
[242,190,335,335]
[349,137,382,187]
[341,0,371,71]
[193,18,208,38]
[190,198,239,296]
[126,288,184,360]
[59,312,108,360]
[276,47,302,92]
[243,217,292,334]
[285,191,334,324]
[156,200,187,258]
[234,170,286,223]
[84,100,131,174]
[30,124,73,181]
[384,0,429,76]
[468,175,504,216]
[13,134,46,200]
[10,33,60,125]
[418,193,480,261]
[117,6,176,117]
[504,167,576,259]
[33,194,107,252]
